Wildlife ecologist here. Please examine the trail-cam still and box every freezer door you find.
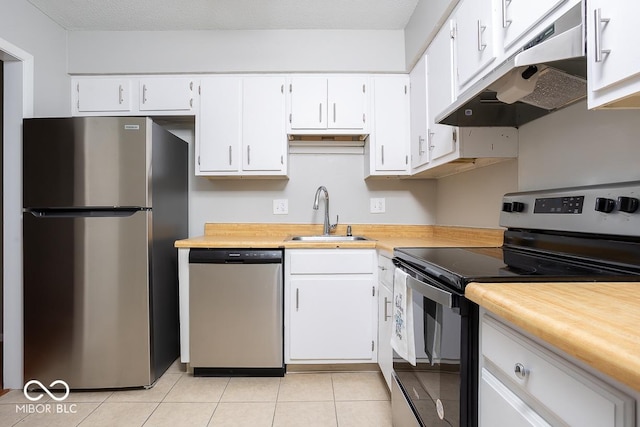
[23,210,152,389]
[23,117,150,208]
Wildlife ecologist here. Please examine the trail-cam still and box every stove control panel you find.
[500,181,640,237]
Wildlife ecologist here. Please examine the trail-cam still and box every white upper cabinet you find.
[138,77,195,112]
[366,75,410,177]
[427,20,457,164]
[499,0,568,50]
[72,76,197,116]
[197,77,242,173]
[587,0,640,109]
[410,54,430,170]
[196,76,287,178]
[241,76,287,172]
[74,78,132,113]
[288,75,368,132]
[453,0,497,89]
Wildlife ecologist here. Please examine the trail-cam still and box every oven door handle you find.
[404,271,454,308]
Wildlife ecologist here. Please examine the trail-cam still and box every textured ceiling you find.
[27,0,419,31]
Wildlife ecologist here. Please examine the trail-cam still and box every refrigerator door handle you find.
[26,207,147,218]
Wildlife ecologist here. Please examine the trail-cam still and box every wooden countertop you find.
[466,282,640,392]
[174,223,504,252]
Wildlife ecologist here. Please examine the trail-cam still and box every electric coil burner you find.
[391,181,640,427]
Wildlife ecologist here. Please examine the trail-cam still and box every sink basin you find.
[288,235,370,242]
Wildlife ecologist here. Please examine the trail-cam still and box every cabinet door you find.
[75,78,132,113]
[289,77,327,130]
[242,77,286,172]
[454,0,497,88]
[289,276,374,360]
[378,283,393,390]
[587,0,640,108]
[410,54,430,169]
[139,77,195,112]
[427,20,458,162]
[197,77,242,173]
[328,77,368,130]
[371,76,410,173]
[500,0,567,50]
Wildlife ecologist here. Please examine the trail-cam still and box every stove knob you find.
[502,202,513,212]
[512,202,525,213]
[617,196,639,213]
[594,197,615,213]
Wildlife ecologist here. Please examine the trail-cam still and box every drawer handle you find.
[514,363,527,379]
[378,265,387,271]
[384,297,392,321]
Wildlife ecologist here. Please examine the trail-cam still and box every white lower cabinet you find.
[480,314,635,427]
[285,249,377,364]
[377,254,394,390]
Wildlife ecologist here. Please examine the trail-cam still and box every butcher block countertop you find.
[466,282,640,392]
[174,223,504,253]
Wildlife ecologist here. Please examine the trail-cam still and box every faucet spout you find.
[313,186,337,235]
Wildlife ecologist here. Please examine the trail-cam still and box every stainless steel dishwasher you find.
[189,248,284,376]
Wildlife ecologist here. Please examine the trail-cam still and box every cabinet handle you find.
[247,145,251,165]
[296,288,299,311]
[281,84,284,94]
[428,129,435,151]
[228,145,232,165]
[381,145,385,164]
[418,136,425,156]
[594,8,611,63]
[477,20,487,51]
[514,363,527,379]
[384,297,392,321]
[118,85,124,104]
[142,84,147,104]
[319,103,323,123]
[333,103,336,123]
[362,113,366,123]
[501,0,512,28]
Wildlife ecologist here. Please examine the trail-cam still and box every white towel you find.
[390,268,416,366]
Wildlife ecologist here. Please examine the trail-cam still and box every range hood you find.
[437,3,586,128]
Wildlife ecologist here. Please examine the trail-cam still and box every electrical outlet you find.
[370,198,386,213]
[273,199,288,215]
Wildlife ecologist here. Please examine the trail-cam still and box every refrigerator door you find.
[23,117,151,208]
[23,209,152,389]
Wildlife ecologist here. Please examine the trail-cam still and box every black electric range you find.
[391,181,640,427]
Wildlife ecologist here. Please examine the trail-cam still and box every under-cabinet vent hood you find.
[288,134,368,147]
[437,3,586,128]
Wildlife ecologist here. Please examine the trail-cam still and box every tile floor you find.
[0,360,391,427]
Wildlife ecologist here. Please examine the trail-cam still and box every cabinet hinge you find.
[372,341,375,351]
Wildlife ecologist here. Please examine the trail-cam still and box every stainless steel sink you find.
[288,235,370,242]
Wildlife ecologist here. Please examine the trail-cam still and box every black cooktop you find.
[394,246,640,292]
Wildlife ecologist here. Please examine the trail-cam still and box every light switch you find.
[370,198,385,213]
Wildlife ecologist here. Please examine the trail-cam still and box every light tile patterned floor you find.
[1,360,391,427]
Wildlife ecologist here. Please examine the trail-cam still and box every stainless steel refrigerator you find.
[23,116,188,389]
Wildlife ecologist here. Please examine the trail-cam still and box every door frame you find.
[1,36,34,389]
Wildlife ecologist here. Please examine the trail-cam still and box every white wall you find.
[436,160,518,227]
[0,0,69,116]
[404,0,459,70]
[67,30,406,74]
[435,101,640,228]
[517,101,640,191]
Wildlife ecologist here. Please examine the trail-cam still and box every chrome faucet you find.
[313,186,338,235]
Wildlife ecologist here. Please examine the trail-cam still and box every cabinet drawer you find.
[482,316,634,427]
[377,254,394,288]
[288,249,374,274]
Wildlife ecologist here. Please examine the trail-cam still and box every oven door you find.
[392,261,478,427]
